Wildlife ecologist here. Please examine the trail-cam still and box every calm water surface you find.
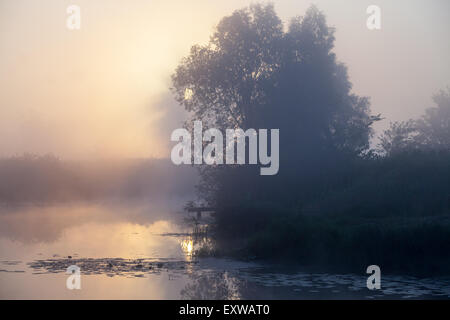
[1,202,449,299]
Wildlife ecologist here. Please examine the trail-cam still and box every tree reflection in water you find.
[181,270,243,300]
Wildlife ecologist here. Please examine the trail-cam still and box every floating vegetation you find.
[27,257,199,278]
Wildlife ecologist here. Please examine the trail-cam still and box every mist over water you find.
[1,202,449,299]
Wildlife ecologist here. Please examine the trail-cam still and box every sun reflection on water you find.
[181,239,194,256]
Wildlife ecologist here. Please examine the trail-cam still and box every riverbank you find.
[208,206,450,277]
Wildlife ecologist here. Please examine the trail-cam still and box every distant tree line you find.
[0,155,196,205]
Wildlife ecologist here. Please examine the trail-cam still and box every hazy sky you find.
[1,0,449,158]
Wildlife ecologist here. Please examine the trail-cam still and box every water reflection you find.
[181,271,242,300]
[0,201,181,244]
[1,203,450,299]
[180,233,213,260]
[0,202,185,261]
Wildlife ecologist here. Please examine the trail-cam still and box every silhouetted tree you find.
[379,87,450,155]
[415,87,450,150]
[379,120,418,156]
[172,4,380,208]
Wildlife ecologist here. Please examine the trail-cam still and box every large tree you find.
[172,4,379,207]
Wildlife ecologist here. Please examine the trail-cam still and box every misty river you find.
[1,201,449,299]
